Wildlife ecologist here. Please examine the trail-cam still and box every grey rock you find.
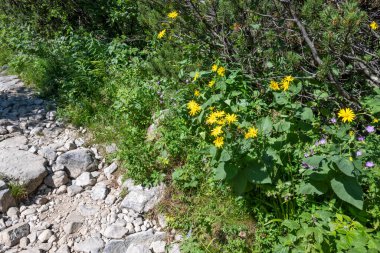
[0,137,47,193]
[0,180,7,190]
[56,149,97,178]
[103,225,129,239]
[73,237,104,253]
[91,184,109,200]
[30,127,43,136]
[104,162,118,178]
[44,170,69,188]
[127,244,151,253]
[64,221,83,234]
[67,185,83,196]
[103,231,166,253]
[0,222,30,246]
[105,194,117,205]
[169,243,181,253]
[38,146,57,161]
[120,184,165,213]
[64,141,77,151]
[19,236,29,248]
[150,241,166,253]
[0,189,16,213]
[38,229,53,242]
[6,207,20,218]
[0,218,6,231]
[75,172,96,187]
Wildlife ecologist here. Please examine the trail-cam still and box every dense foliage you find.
[1,0,380,252]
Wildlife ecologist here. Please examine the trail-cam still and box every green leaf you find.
[219,149,231,162]
[334,158,355,177]
[246,161,272,184]
[275,121,291,133]
[299,181,328,195]
[282,220,300,230]
[231,169,247,194]
[259,116,273,135]
[215,162,226,180]
[303,156,324,168]
[301,107,314,122]
[330,175,363,210]
[274,92,288,105]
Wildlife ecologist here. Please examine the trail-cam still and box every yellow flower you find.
[208,80,216,88]
[216,118,226,125]
[217,66,226,77]
[284,75,295,82]
[194,90,200,97]
[370,21,378,30]
[212,64,218,72]
[245,127,258,139]
[269,80,280,91]
[349,130,355,137]
[373,118,379,123]
[168,11,179,19]
[349,157,353,162]
[225,113,238,124]
[187,100,201,116]
[211,126,223,137]
[157,29,166,39]
[213,136,224,148]
[280,76,294,91]
[209,106,215,111]
[338,108,355,123]
[193,71,200,82]
[214,110,225,118]
[206,112,218,125]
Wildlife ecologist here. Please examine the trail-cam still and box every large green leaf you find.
[219,149,231,162]
[330,175,363,210]
[334,158,355,177]
[214,162,226,180]
[301,107,314,122]
[245,161,272,184]
[303,156,324,168]
[299,181,328,195]
[258,116,273,135]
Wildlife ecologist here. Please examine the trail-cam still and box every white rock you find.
[73,237,104,253]
[75,172,96,187]
[91,184,109,200]
[38,229,53,242]
[103,225,129,239]
[104,162,118,178]
[150,241,166,253]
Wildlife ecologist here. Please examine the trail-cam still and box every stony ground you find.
[0,74,181,253]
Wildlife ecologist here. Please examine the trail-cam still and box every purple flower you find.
[356,150,362,157]
[318,138,327,145]
[330,118,337,124]
[365,161,375,168]
[302,162,311,169]
[357,136,365,142]
[304,153,309,158]
[365,125,375,133]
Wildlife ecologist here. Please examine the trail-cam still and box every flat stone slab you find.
[0,137,47,193]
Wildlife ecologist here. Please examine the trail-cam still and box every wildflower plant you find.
[183,64,379,211]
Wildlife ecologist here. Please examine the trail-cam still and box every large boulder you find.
[120,183,165,213]
[0,222,30,246]
[0,136,47,193]
[56,149,97,178]
[104,231,166,253]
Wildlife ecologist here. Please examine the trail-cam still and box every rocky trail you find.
[0,74,180,253]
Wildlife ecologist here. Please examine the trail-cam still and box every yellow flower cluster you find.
[194,90,200,97]
[338,108,355,123]
[211,64,226,77]
[193,71,200,82]
[245,127,258,139]
[168,11,179,19]
[187,100,201,116]
[269,75,295,91]
[157,29,166,39]
[370,21,378,30]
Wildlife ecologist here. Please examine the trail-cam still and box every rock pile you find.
[0,74,181,252]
